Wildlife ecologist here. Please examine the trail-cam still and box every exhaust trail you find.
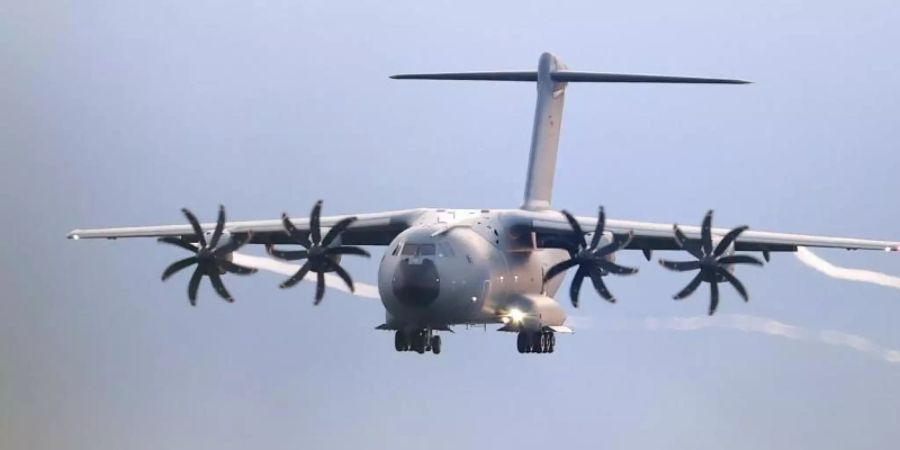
[230,252,380,299]
[795,246,900,289]
[634,314,900,365]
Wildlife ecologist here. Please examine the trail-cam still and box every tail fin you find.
[391,53,750,211]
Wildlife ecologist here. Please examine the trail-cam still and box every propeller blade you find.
[280,261,311,289]
[588,268,615,302]
[718,267,749,302]
[673,225,703,259]
[281,213,310,248]
[158,237,199,254]
[569,266,587,307]
[322,216,357,247]
[718,254,764,266]
[658,259,701,272]
[207,270,234,302]
[182,208,207,248]
[310,200,323,245]
[187,265,203,305]
[324,246,371,257]
[701,210,714,255]
[561,210,587,249]
[267,247,309,261]
[595,231,634,258]
[713,225,748,257]
[673,273,704,300]
[161,256,197,281]
[597,260,639,275]
[314,272,326,305]
[208,205,226,249]
[220,260,257,275]
[327,261,355,292]
[708,281,719,315]
[590,207,605,249]
[213,232,253,256]
[544,258,580,282]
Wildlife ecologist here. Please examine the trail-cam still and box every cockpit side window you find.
[392,243,402,256]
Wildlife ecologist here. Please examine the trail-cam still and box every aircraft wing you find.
[523,211,900,253]
[67,208,427,246]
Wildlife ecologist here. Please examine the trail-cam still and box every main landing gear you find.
[517,330,555,354]
[395,329,441,355]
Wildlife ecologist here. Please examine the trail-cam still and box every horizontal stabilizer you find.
[553,71,750,84]
[391,71,538,81]
[391,71,750,84]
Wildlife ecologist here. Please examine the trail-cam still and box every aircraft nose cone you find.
[392,258,441,307]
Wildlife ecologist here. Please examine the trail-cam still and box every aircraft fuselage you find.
[376,209,569,332]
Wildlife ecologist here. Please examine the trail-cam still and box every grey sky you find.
[2,1,900,449]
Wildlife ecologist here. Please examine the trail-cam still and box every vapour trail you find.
[795,246,900,289]
[636,314,900,365]
[231,252,380,299]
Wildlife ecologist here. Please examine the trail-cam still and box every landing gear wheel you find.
[431,335,442,355]
[517,332,528,353]
[412,331,426,354]
[546,332,556,353]
[394,330,408,352]
[532,332,544,354]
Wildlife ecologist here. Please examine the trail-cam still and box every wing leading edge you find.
[67,208,427,246]
[525,212,900,253]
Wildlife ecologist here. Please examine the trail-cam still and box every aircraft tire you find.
[394,330,408,352]
[532,332,544,354]
[517,332,528,353]
[431,335,442,355]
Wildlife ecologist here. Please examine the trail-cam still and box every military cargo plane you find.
[68,53,899,355]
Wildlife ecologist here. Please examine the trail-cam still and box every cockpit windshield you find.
[400,242,454,257]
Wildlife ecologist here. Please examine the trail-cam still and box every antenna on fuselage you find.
[391,52,750,211]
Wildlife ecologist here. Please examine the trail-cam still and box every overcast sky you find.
[2,1,900,449]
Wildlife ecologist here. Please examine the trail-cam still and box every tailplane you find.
[391,53,749,210]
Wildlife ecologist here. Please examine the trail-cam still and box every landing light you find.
[71,234,80,240]
[508,308,526,323]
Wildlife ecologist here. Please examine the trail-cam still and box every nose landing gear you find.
[395,329,442,355]
[517,330,555,354]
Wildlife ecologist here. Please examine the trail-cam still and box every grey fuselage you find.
[376,209,570,331]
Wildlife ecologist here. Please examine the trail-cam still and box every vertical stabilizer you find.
[522,53,567,211]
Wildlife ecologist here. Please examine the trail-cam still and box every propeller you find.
[158,205,257,305]
[267,200,371,305]
[658,210,764,315]
[543,207,638,307]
